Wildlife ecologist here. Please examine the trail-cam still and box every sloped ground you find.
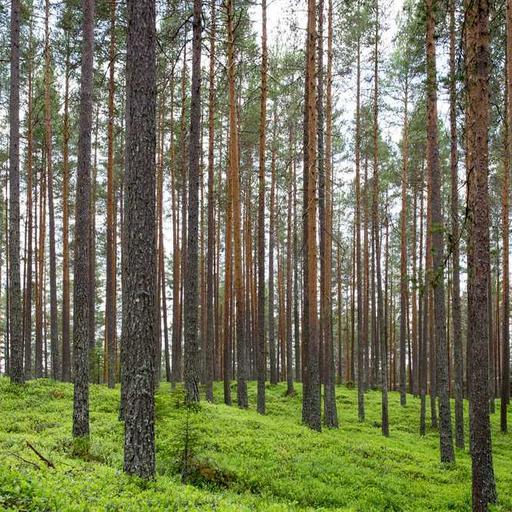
[0,377,511,511]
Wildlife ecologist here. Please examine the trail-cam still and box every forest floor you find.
[0,378,511,512]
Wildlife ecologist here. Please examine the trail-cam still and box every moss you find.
[0,378,511,511]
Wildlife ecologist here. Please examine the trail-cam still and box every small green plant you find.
[179,400,201,483]
[169,386,202,483]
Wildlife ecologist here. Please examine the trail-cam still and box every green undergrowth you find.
[0,377,511,511]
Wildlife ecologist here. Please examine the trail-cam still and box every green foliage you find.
[0,378,511,511]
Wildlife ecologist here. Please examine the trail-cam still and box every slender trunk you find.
[205,0,216,402]
[426,0,454,463]
[371,1,388,436]
[449,0,464,448]
[184,0,202,403]
[35,146,46,379]
[419,170,427,436]
[286,152,295,396]
[269,121,277,385]
[501,0,512,434]
[355,7,364,421]
[257,0,268,413]
[61,34,71,383]
[105,0,117,389]
[323,0,337,427]
[23,20,34,380]
[45,0,59,380]
[72,0,95,438]
[225,0,247,408]
[400,77,409,407]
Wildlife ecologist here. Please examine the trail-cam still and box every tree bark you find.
[323,0,337,427]
[449,0,464,448]
[61,33,71,383]
[256,0,268,413]
[8,0,23,385]
[501,0,512,434]
[426,0,454,463]
[105,0,117,389]
[465,0,497,506]
[23,18,34,381]
[355,6,365,422]
[72,0,95,438]
[302,0,321,431]
[123,0,157,479]
[399,76,409,407]
[184,0,202,404]
[205,0,216,402]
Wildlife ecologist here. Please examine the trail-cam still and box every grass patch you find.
[0,377,511,511]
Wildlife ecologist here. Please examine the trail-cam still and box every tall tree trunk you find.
[35,147,46,379]
[372,0,388,436]
[293,154,301,382]
[426,0,454,463]
[399,76,409,407]
[184,0,202,404]
[226,0,247,409]
[61,34,71,383]
[465,0,497,506]
[105,0,117,389]
[286,151,295,397]
[502,0,512,434]
[355,6,365,422]
[302,0,321,431]
[89,110,99,377]
[23,19,34,380]
[419,170,428,435]
[45,0,59,380]
[317,0,325,388]
[449,0,464,448]
[123,0,157,479]
[256,0,268,414]
[72,0,95,438]
[5,175,10,377]
[269,121,277,385]
[205,0,216,402]
[323,0,337,427]
[9,0,23,385]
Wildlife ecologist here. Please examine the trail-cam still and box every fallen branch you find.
[5,450,41,470]
[26,441,55,469]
